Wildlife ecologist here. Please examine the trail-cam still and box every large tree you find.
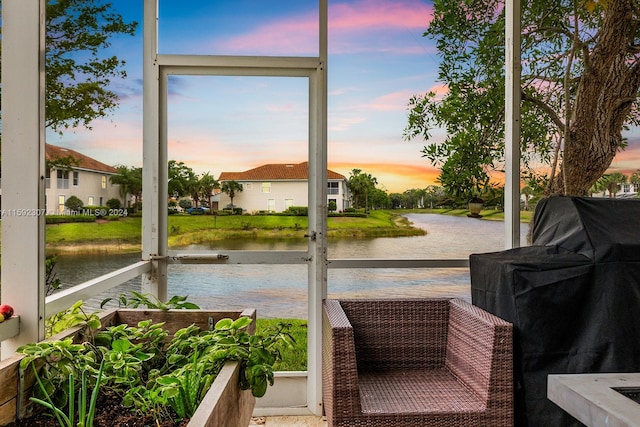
[0,0,137,160]
[405,0,640,197]
[45,0,138,131]
[347,169,379,212]
[197,172,220,211]
[110,165,142,207]
[168,160,196,198]
[221,180,243,208]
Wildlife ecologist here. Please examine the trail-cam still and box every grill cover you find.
[471,196,640,427]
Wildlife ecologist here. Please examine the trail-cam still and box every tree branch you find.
[521,91,566,130]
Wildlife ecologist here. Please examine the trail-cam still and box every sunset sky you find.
[46,0,640,193]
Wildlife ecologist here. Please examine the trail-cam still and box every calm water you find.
[52,214,529,318]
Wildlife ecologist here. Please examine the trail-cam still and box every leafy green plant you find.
[18,339,97,407]
[46,300,102,339]
[121,317,294,420]
[45,255,62,296]
[18,302,292,424]
[100,291,200,310]
[154,352,214,419]
[30,359,105,427]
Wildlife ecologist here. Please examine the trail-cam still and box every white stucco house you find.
[218,162,349,213]
[45,144,123,213]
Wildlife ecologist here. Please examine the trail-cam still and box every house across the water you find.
[45,144,123,213]
[218,162,349,213]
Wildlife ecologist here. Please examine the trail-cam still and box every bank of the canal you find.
[36,208,531,254]
[43,210,427,254]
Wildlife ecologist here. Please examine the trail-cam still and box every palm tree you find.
[602,173,627,198]
[221,180,243,208]
[521,186,534,211]
[630,170,640,197]
[347,169,378,212]
[110,165,142,208]
[198,172,219,211]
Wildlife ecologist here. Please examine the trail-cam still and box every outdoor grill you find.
[470,196,640,427]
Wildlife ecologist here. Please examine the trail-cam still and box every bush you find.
[178,199,192,210]
[106,198,121,209]
[46,215,96,224]
[285,206,308,216]
[64,195,84,212]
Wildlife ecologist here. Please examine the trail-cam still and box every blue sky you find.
[46,0,640,192]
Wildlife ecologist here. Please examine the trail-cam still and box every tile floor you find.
[250,416,327,426]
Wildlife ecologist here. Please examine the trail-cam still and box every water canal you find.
[52,214,530,318]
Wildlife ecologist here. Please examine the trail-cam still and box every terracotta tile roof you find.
[219,162,345,181]
[45,143,117,174]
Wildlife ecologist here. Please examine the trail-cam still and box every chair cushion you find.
[359,369,486,415]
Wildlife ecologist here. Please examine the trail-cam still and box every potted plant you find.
[467,195,484,218]
[0,296,293,427]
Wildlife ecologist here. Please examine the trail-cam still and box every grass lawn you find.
[43,210,426,249]
[256,318,308,371]
[42,209,533,250]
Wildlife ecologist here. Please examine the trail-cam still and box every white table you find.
[548,373,640,427]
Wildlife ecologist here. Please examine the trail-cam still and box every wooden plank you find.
[0,398,16,426]
[189,361,255,427]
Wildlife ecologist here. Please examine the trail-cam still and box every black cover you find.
[470,197,640,427]
[533,196,640,262]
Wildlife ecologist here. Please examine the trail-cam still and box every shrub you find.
[64,195,84,212]
[178,199,192,210]
[106,198,121,209]
[285,206,308,216]
[46,215,96,224]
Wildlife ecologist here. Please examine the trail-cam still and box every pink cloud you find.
[429,83,449,98]
[608,140,640,175]
[213,0,433,55]
[367,90,414,111]
[330,0,433,31]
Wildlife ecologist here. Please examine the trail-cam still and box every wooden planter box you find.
[0,308,257,427]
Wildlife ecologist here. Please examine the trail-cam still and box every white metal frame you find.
[1,0,522,416]
[1,0,47,354]
[141,0,328,415]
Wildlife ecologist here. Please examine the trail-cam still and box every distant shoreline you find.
[43,209,532,255]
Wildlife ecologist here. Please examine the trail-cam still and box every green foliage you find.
[221,180,244,207]
[46,215,97,224]
[192,172,219,210]
[44,0,138,132]
[168,161,196,198]
[18,339,97,408]
[29,359,105,427]
[110,166,142,207]
[256,318,307,371]
[347,169,379,211]
[45,255,62,296]
[100,291,200,310]
[284,206,308,216]
[19,298,290,424]
[405,0,640,196]
[46,300,102,339]
[64,196,84,212]
[105,198,121,210]
[178,198,192,210]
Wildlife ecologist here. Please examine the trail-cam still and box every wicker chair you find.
[322,298,513,427]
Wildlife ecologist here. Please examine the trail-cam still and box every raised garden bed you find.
[0,308,258,427]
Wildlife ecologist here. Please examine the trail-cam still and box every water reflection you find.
[52,214,530,318]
